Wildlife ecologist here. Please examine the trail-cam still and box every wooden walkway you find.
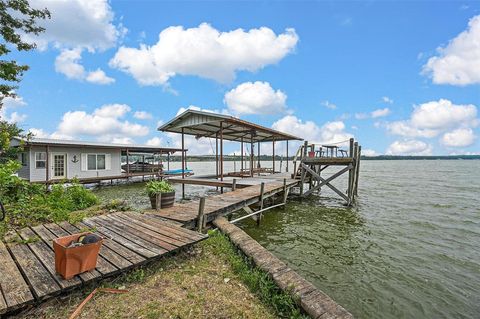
[0,212,206,315]
[150,175,300,229]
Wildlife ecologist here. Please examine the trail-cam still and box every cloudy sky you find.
[2,0,480,155]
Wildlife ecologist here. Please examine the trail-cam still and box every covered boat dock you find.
[158,109,303,197]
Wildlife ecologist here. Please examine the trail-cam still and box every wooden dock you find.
[150,174,300,229]
[0,212,206,315]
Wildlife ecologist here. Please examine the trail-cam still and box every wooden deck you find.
[0,212,206,315]
[150,174,300,229]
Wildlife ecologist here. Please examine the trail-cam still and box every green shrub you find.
[145,180,175,197]
[0,162,99,237]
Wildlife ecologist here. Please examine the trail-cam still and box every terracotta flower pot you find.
[149,191,176,209]
[53,232,103,280]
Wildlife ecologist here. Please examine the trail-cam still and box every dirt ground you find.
[13,235,279,319]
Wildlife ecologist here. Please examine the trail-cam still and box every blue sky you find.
[2,0,480,155]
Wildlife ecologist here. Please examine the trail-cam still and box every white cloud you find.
[86,69,115,84]
[385,99,478,148]
[134,111,153,120]
[272,115,353,145]
[0,94,27,123]
[441,128,476,147]
[321,100,337,109]
[27,0,123,84]
[410,99,477,129]
[28,128,74,140]
[110,137,134,144]
[371,107,391,118]
[6,112,27,123]
[386,140,432,155]
[355,113,368,120]
[224,81,287,115]
[55,48,114,84]
[29,0,126,51]
[385,121,439,138]
[382,96,393,104]
[146,137,163,146]
[362,149,378,156]
[422,15,480,85]
[110,23,298,86]
[56,103,149,139]
[54,48,86,80]
[356,108,391,120]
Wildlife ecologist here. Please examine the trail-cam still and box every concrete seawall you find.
[213,217,353,319]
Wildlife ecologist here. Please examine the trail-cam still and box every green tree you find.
[0,0,50,105]
[0,120,29,163]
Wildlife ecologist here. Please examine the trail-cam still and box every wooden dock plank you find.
[18,227,81,290]
[123,212,205,242]
[113,213,189,246]
[58,222,134,270]
[5,233,61,300]
[0,241,34,313]
[99,215,177,251]
[31,224,101,283]
[73,221,148,264]
[43,223,118,277]
[86,217,167,256]
[80,219,159,259]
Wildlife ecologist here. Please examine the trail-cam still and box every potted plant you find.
[146,180,176,209]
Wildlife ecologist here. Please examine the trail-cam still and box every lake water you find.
[93,160,480,319]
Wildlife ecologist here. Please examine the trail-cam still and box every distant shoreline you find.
[160,155,480,162]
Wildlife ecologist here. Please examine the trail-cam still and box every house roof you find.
[13,137,184,154]
[158,109,303,142]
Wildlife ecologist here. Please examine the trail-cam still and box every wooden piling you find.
[299,141,308,196]
[257,182,265,226]
[232,178,237,191]
[197,197,206,232]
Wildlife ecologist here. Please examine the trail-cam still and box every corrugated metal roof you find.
[14,137,184,153]
[158,110,303,142]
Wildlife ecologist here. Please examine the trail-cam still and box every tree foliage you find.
[0,0,50,104]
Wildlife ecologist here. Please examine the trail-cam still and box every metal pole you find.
[215,133,218,178]
[181,128,185,199]
[220,122,224,194]
[241,137,244,172]
[286,140,289,173]
[272,137,275,174]
[250,135,254,177]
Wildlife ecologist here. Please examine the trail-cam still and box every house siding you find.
[17,149,30,179]
[28,145,122,182]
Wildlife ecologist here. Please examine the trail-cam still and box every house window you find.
[87,154,106,170]
[19,152,28,166]
[35,152,46,169]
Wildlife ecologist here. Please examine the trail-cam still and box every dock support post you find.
[257,142,261,174]
[354,146,361,197]
[299,141,308,196]
[241,137,244,172]
[167,153,170,171]
[286,140,289,173]
[181,128,185,200]
[250,136,254,177]
[197,197,206,232]
[257,182,265,226]
[272,137,275,174]
[220,122,224,194]
[283,178,288,205]
[126,148,129,181]
[232,178,237,191]
[155,193,162,211]
[347,138,354,205]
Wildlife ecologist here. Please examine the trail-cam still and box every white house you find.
[11,138,183,183]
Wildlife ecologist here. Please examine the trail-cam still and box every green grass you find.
[205,230,307,319]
